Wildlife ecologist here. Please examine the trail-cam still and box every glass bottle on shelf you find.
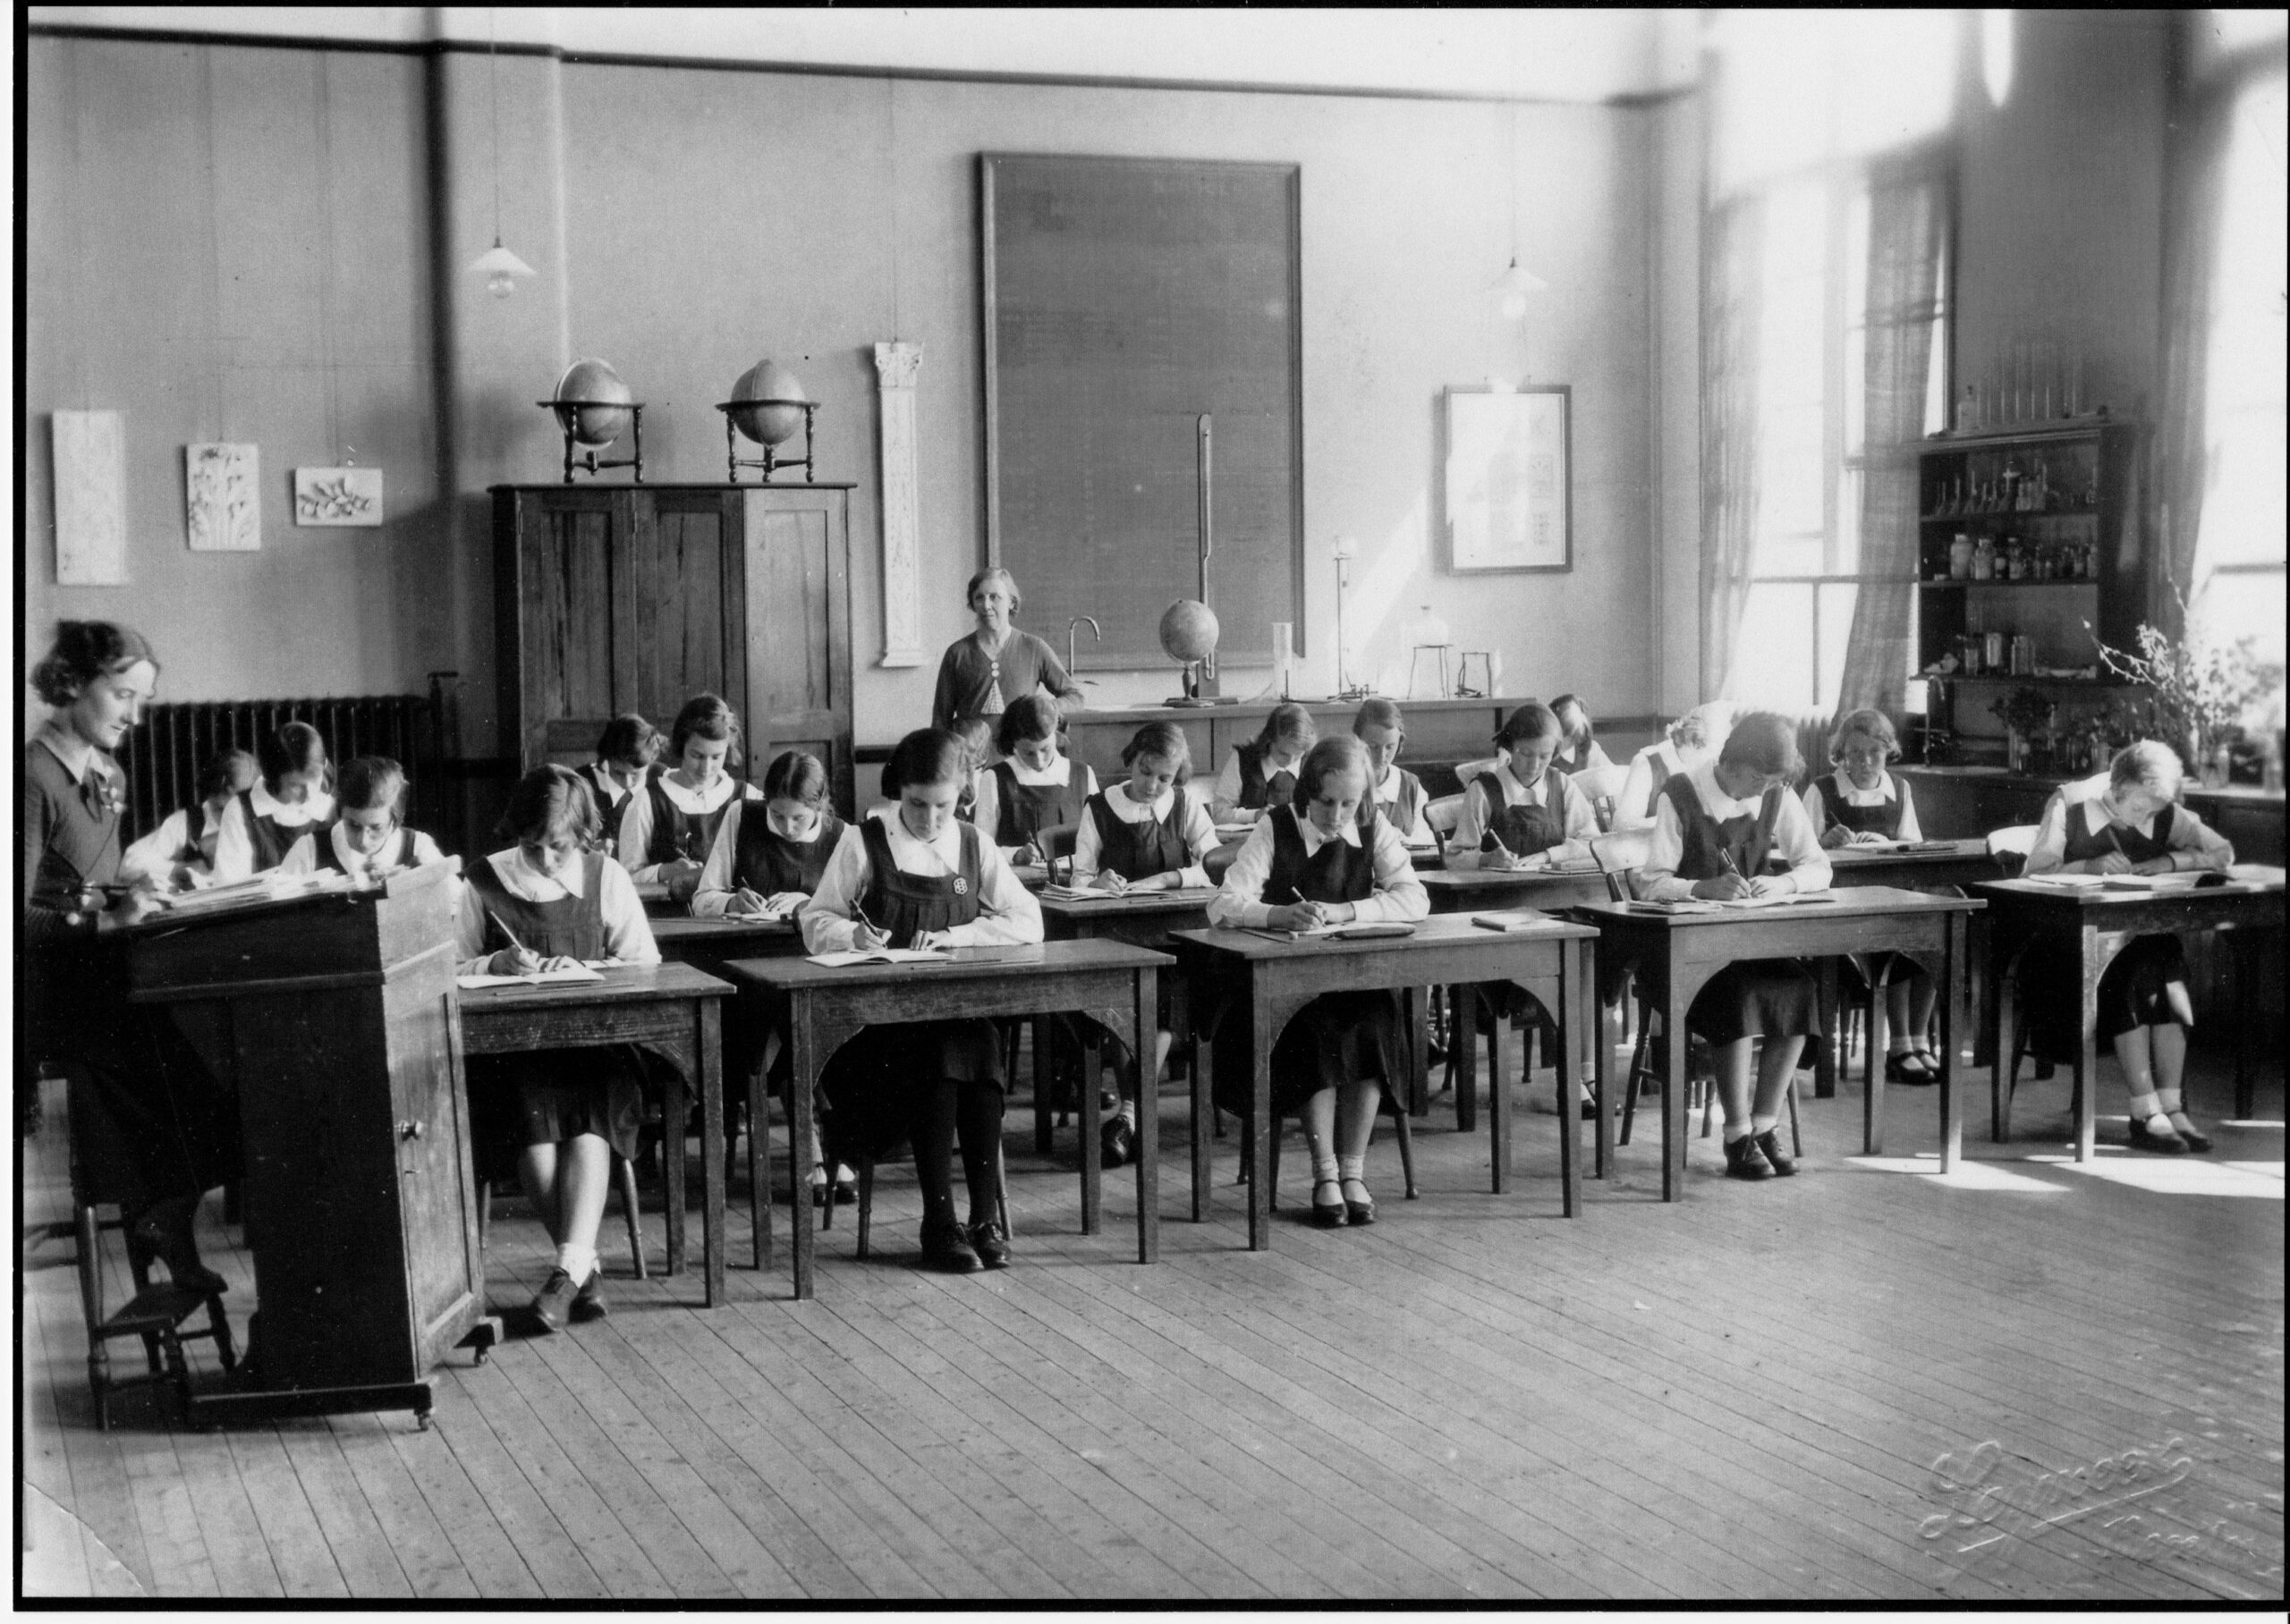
[1950,533,1974,579]
[2006,537,2027,580]
[2000,456,2022,513]
[1972,535,1995,580]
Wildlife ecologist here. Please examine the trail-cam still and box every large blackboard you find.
[981,154,1303,669]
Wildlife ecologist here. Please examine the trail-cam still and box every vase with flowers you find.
[1990,686,2057,775]
[2088,588,2284,789]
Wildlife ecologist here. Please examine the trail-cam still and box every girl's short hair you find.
[31,620,157,706]
[761,749,830,808]
[1293,734,1373,807]
[336,756,408,816]
[1494,701,1563,751]
[1827,707,1901,765]
[965,567,1022,614]
[2110,739,2185,796]
[1718,710,1802,781]
[1251,700,1317,754]
[596,713,661,769]
[196,749,257,804]
[498,764,602,848]
[667,693,741,766]
[994,692,1063,758]
[1550,693,1593,744]
[882,727,969,799]
[1353,698,1404,738]
[1121,721,1193,783]
[1667,700,1738,754]
[259,721,333,796]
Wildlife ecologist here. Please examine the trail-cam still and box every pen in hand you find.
[487,909,530,954]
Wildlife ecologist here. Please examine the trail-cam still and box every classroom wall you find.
[24,33,1667,751]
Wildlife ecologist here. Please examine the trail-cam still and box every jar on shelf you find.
[1950,533,1974,579]
[1972,536,1996,580]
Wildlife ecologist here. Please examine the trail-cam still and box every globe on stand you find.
[717,359,819,483]
[538,359,646,483]
[1159,599,1221,706]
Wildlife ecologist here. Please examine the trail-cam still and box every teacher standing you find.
[930,567,1085,733]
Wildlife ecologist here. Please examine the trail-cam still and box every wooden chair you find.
[59,1079,237,1431]
[821,1137,1011,1261]
[1242,1079,1420,1206]
[475,1155,649,1278]
[1984,823,2080,1133]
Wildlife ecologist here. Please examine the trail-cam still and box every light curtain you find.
[2150,67,2231,639]
[1698,191,1764,702]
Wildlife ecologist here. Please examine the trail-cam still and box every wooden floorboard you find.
[18,1046,2283,1601]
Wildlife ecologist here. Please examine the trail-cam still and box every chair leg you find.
[1388,1094,1419,1199]
[997,1139,1011,1239]
[616,1155,648,1280]
[818,1157,837,1231]
[206,1295,238,1373]
[856,1158,876,1259]
[1620,1004,1655,1147]
[1787,1072,1802,1159]
[1267,1117,1282,1213]
[476,1179,491,1248]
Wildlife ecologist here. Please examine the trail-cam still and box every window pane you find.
[2190,568,2285,670]
[1760,402,1827,540]
[1833,465,1862,575]
[2198,69,2287,575]
[1734,582,1816,711]
[1817,581,1861,711]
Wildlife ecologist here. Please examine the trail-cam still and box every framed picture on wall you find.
[1442,385,1571,573]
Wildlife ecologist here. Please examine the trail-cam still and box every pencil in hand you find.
[487,909,530,954]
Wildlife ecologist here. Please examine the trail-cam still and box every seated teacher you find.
[929,567,1085,736]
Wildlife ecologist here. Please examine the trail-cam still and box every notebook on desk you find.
[804,947,950,968]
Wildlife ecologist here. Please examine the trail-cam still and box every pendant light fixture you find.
[1488,23,1545,321]
[466,10,534,299]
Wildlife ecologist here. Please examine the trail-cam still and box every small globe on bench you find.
[1160,599,1220,703]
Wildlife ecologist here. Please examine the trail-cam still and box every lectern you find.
[127,862,496,1425]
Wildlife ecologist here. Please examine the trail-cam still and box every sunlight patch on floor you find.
[1844,1154,2065,1192]
[2022,1150,2286,1198]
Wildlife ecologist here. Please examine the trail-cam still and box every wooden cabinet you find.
[494,484,856,816]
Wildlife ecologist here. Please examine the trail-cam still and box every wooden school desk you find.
[1573,886,1984,1200]
[725,940,1166,1299]
[651,914,805,1271]
[1167,913,1600,1252]
[1037,885,1218,1149]
[1973,867,2286,1156]
[457,963,732,1308]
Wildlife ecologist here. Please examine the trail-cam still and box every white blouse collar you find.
[654,772,741,814]
[1831,769,1896,807]
[487,844,588,899]
[1002,753,1072,786]
[1292,805,1363,851]
[251,780,334,825]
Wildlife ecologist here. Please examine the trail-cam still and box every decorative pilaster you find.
[873,341,927,668]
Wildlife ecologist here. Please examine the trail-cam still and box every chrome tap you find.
[1067,615,1100,683]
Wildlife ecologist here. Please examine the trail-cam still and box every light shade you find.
[468,238,536,298]
[1489,256,1549,318]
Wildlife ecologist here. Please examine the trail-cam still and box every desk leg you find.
[1408,988,1429,1117]
[1663,978,1688,1203]
[1815,960,1839,1100]
[699,1000,725,1309]
[1033,1017,1052,1155]
[788,1002,818,1300]
[1863,962,1889,1158]
[1488,994,1512,1196]
[2075,925,2100,1163]
[664,1055,688,1278]
[1939,913,1962,1174]
[1080,1025,1103,1236]
[1987,927,2013,1144]
[1190,1013,1211,1224]
[1249,989,1274,1252]
[2234,928,2258,1120]
[1454,986,1479,1133]
[750,1053,771,1273]
[1136,968,1158,1265]
[1559,943,1582,1217]
[1592,964,1612,1181]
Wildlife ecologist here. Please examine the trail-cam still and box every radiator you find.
[114,695,444,847]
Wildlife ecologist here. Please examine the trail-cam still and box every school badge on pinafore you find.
[954,875,969,895]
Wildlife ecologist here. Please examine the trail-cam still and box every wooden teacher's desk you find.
[725,940,1167,1299]
[1167,914,1600,1252]
[1972,867,2286,1155]
[457,963,733,1309]
[1573,887,1984,1200]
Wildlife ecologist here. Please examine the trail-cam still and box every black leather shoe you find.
[1310,1178,1349,1228]
[920,1218,980,1273]
[1723,1136,1776,1180]
[2169,1118,2213,1154]
[1100,1115,1135,1169]
[968,1219,1011,1270]
[2126,1115,2189,1155]
[531,1268,578,1332]
[1753,1129,1797,1177]
[572,1269,607,1321]
[1340,1176,1377,1225]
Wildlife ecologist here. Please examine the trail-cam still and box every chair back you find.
[1590,829,1653,903]
[1573,763,1628,833]
[1039,825,1079,862]
[1986,823,2039,877]
[1422,792,1464,850]
[1454,756,1500,789]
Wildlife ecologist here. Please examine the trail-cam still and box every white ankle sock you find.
[1337,1154,1366,1185]
[2127,1090,2160,1121]
[556,1241,598,1284]
[2155,1087,2184,1115]
[1750,1112,1778,1136]
[1310,1149,1340,1186]
[1115,1100,1138,1126]
[1722,1122,1752,1144]
[1888,1035,1915,1055]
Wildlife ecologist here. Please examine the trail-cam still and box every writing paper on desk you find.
[1624,892,1836,915]
[456,963,606,989]
[2100,873,2209,892]
[805,947,949,967]
[1248,921,1418,943]
[151,869,359,917]
[1472,910,1557,932]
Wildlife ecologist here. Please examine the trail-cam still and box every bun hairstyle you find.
[1251,700,1317,754]
[596,713,662,770]
[1121,721,1193,783]
[1550,693,1594,746]
[1668,699,1739,754]
[667,693,741,767]
[994,692,1064,758]
[761,749,831,808]
[1494,700,1563,751]
[1293,734,1373,807]
[1717,710,1803,782]
[881,727,968,801]
[259,720,333,796]
[31,620,157,706]
[2110,739,2185,796]
[1827,707,1901,765]
[196,749,257,804]
[964,566,1022,614]
[1352,698,1405,738]
[498,763,603,848]
[336,756,408,816]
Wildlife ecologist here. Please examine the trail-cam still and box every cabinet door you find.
[631,491,746,730]
[508,489,640,768]
[389,970,484,1369]
[743,488,855,814]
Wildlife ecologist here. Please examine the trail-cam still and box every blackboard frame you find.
[980,152,1305,671]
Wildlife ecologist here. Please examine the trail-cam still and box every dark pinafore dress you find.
[1816,773,1905,838]
[1376,768,1427,839]
[641,776,736,871]
[316,827,418,875]
[2024,805,2194,1053]
[586,765,632,857]
[1234,741,1301,813]
[1632,743,1686,825]
[237,787,328,873]
[464,852,662,1163]
[817,820,1005,1163]
[23,741,241,1218]
[1664,777,1820,1045]
[1211,809,1405,1116]
[1477,768,1570,860]
[989,760,1086,853]
[1082,788,1198,1054]
[729,808,846,1089]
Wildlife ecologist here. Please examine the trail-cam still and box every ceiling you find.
[28,5,1702,101]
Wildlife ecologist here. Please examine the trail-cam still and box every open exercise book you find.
[804,946,950,968]
[148,868,361,917]
[456,961,610,990]
[1472,909,1563,932]
[1246,920,1417,943]
[1624,891,1837,915]
[1041,883,1220,903]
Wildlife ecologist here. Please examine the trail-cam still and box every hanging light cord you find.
[488,8,505,244]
